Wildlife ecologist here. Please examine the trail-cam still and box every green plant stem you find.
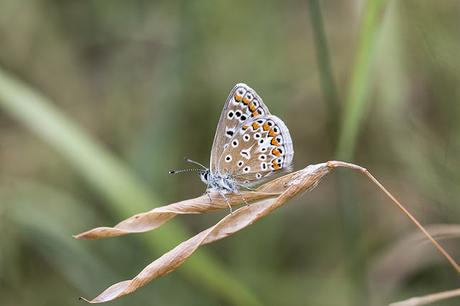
[337,0,389,160]
[308,0,339,143]
[334,0,389,305]
[0,67,262,306]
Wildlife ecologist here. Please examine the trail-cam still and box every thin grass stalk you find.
[0,67,262,306]
[329,161,460,273]
[389,288,460,306]
[308,0,339,143]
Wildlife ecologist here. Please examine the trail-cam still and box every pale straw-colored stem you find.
[389,287,460,306]
[327,161,460,274]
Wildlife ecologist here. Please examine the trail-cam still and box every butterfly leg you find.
[235,184,253,206]
[204,177,214,203]
[238,192,249,207]
[205,190,213,203]
[219,191,233,214]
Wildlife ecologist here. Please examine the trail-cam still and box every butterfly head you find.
[203,170,239,194]
[198,169,210,185]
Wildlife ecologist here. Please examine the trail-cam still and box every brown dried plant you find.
[75,161,460,304]
[389,288,460,306]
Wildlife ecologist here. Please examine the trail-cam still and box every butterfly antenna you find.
[169,168,202,175]
[183,157,208,169]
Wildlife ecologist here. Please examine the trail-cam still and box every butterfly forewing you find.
[209,83,270,172]
[217,115,294,186]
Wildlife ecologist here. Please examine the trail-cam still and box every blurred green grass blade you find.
[0,67,262,306]
[336,0,389,160]
[308,0,339,142]
[1,181,120,296]
[0,70,153,214]
[333,1,390,304]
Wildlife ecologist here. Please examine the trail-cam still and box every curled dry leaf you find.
[77,162,331,303]
[74,191,279,239]
[76,161,459,303]
[74,162,329,241]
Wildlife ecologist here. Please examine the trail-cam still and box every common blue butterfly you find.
[171,83,294,206]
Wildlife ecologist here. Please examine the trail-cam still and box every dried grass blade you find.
[328,160,460,273]
[389,287,460,306]
[79,163,331,303]
[79,160,459,303]
[74,192,278,239]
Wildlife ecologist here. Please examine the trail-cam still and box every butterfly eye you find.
[240,114,247,121]
[257,119,264,124]
[243,166,251,173]
[267,121,274,127]
[232,140,239,147]
[257,109,264,115]
[261,162,267,170]
[225,155,232,162]
[243,134,250,142]
[252,100,259,108]
[227,111,234,119]
[254,133,261,139]
[226,128,234,138]
[258,154,266,160]
[256,173,262,179]
[238,89,244,95]
[237,160,244,167]
[273,126,279,133]
[235,110,242,118]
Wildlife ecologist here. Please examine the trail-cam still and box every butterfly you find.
[171,83,294,207]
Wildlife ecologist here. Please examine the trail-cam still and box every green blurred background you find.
[0,1,459,305]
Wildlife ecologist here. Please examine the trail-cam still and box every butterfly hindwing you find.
[209,83,270,173]
[217,115,294,186]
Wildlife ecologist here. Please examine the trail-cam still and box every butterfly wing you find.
[209,83,270,173]
[216,115,294,186]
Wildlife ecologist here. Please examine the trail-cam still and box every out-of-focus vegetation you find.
[0,1,459,305]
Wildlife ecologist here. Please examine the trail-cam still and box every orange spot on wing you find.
[252,111,259,117]
[271,138,280,146]
[272,148,281,156]
[242,97,250,105]
[249,103,256,112]
[263,122,270,131]
[242,125,249,130]
[234,94,242,102]
[273,161,281,170]
[252,122,260,130]
[268,128,278,137]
